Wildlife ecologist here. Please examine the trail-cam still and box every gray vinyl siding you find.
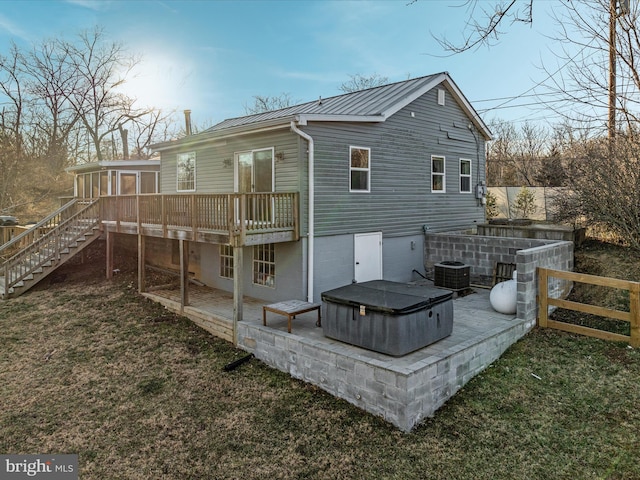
[312,233,425,301]
[150,80,487,302]
[159,129,301,194]
[198,241,306,303]
[305,85,486,237]
[156,129,309,302]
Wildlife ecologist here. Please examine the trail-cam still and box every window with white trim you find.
[431,155,446,192]
[177,152,196,191]
[220,245,234,279]
[350,146,370,192]
[460,159,472,193]
[253,244,275,287]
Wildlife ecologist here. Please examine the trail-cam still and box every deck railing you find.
[100,192,299,244]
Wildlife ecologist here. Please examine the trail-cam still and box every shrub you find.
[512,185,537,219]
[485,190,499,220]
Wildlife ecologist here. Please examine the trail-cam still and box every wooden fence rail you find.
[538,267,640,347]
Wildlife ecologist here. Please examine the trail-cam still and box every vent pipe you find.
[184,109,192,136]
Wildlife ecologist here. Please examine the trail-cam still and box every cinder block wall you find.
[515,242,573,323]
[424,233,574,324]
[237,317,535,432]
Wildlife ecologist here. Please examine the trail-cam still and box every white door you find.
[354,232,383,283]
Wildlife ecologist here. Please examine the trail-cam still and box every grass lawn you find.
[1,241,639,479]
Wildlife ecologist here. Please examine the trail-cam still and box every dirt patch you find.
[574,239,640,281]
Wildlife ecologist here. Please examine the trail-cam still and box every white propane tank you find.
[489,270,517,314]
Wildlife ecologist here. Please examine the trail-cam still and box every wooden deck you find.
[142,285,267,343]
[142,283,522,354]
[101,192,299,246]
[143,285,327,342]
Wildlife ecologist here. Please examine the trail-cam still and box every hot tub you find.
[321,280,454,356]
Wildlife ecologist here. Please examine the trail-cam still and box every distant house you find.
[149,72,492,305]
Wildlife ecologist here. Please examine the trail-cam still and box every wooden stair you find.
[0,199,101,299]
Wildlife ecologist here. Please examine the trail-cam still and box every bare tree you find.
[59,28,153,162]
[339,73,389,93]
[244,73,391,117]
[486,119,518,185]
[437,1,640,136]
[243,93,294,115]
[0,27,178,218]
[516,122,548,185]
[0,45,28,213]
[552,135,640,250]
[126,110,179,159]
[535,0,640,136]
[433,0,640,248]
[432,0,533,53]
[486,119,548,185]
[22,39,80,173]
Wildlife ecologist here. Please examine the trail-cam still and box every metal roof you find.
[152,72,491,151]
[207,73,445,132]
[66,159,161,174]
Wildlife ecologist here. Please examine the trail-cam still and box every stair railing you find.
[0,199,79,261]
[1,199,100,297]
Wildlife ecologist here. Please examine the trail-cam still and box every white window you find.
[350,146,370,192]
[220,245,234,279]
[177,152,196,191]
[438,88,446,106]
[431,155,446,192]
[253,244,275,287]
[460,159,472,193]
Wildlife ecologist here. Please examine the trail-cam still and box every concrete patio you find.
[144,283,532,432]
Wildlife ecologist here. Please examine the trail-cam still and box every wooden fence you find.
[538,267,640,347]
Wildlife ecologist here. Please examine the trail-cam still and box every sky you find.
[0,0,573,130]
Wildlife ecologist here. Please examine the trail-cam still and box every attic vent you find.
[437,89,445,106]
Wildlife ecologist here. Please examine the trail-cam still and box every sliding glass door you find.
[235,148,274,222]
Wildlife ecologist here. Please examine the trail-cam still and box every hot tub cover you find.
[321,280,454,355]
[321,280,453,315]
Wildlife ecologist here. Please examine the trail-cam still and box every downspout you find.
[290,121,315,303]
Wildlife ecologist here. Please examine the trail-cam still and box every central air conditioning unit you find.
[434,261,470,291]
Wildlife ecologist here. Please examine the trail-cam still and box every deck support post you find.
[106,231,114,279]
[138,234,146,293]
[180,239,189,313]
[233,245,244,346]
